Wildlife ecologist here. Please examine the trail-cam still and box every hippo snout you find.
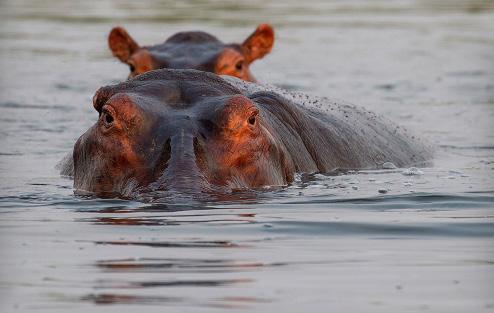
[151,133,210,193]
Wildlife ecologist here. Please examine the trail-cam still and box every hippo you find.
[108,24,274,81]
[69,69,432,198]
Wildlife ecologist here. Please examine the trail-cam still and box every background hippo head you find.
[108,24,274,82]
[73,69,292,197]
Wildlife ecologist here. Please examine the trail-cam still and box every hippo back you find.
[223,76,433,172]
[66,69,432,197]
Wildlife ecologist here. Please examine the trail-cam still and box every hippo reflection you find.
[108,24,274,81]
[72,69,431,197]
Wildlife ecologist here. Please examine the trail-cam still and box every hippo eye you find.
[129,64,136,72]
[248,114,256,126]
[235,61,243,71]
[101,110,114,128]
[105,112,114,124]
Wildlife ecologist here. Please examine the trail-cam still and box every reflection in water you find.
[79,293,271,308]
[79,215,255,226]
[94,278,253,288]
[80,293,183,305]
[96,258,284,273]
[91,240,243,248]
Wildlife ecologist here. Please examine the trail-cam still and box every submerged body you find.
[69,69,432,197]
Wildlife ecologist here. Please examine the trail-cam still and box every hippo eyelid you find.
[249,107,259,117]
[100,105,116,128]
[101,105,116,117]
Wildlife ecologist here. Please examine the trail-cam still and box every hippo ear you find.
[108,27,140,63]
[241,24,275,64]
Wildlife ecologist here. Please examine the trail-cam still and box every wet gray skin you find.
[66,69,432,198]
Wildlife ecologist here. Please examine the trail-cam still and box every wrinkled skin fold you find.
[66,69,432,198]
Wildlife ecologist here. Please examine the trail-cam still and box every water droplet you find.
[382,162,397,169]
[402,167,424,176]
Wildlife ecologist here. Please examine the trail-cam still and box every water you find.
[1,0,494,312]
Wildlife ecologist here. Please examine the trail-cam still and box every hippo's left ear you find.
[241,24,275,64]
[108,26,140,63]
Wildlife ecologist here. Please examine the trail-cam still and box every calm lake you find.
[0,0,493,312]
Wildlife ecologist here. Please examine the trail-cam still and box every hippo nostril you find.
[199,132,207,140]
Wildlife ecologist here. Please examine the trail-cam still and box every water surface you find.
[1,0,493,312]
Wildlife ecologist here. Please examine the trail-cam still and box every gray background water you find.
[1,0,493,312]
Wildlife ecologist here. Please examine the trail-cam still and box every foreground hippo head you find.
[73,69,431,197]
[73,70,292,196]
[108,24,274,82]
